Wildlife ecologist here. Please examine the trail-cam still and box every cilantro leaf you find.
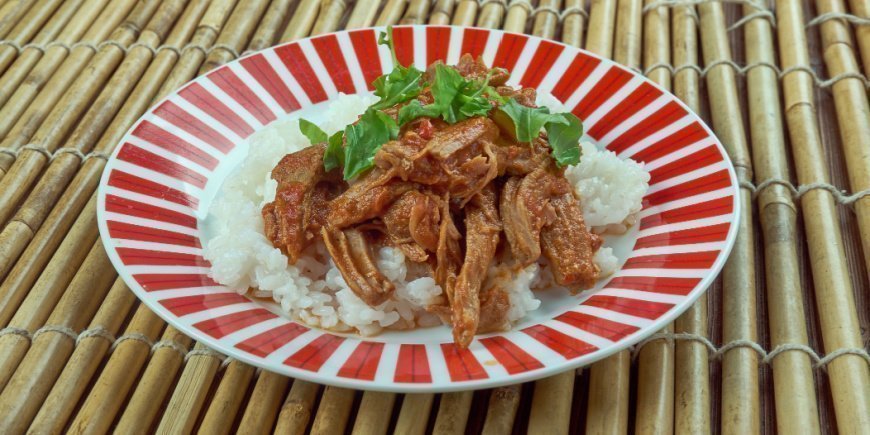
[497,99,558,142]
[323,131,345,171]
[398,65,495,125]
[370,66,423,110]
[397,100,437,125]
[369,26,425,110]
[544,112,583,167]
[298,118,328,144]
[343,109,398,179]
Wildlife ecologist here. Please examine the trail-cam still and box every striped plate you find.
[97,25,739,392]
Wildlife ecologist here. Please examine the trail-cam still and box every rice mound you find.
[203,93,649,335]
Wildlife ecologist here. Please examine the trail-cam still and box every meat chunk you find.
[327,173,415,229]
[382,190,441,262]
[423,117,500,201]
[322,227,394,306]
[452,185,501,347]
[540,185,600,290]
[477,284,511,334]
[262,145,338,263]
[500,168,571,265]
[454,54,510,85]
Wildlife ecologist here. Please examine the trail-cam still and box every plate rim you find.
[96,24,741,393]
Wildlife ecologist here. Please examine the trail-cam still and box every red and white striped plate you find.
[97,25,739,392]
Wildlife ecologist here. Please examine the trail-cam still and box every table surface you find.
[0,0,867,433]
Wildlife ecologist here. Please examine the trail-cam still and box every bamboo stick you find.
[351,391,397,435]
[200,0,269,74]
[585,352,630,434]
[247,0,294,51]
[670,4,710,433]
[311,386,357,434]
[562,0,586,47]
[696,2,760,433]
[401,0,431,24]
[238,371,290,432]
[0,0,65,75]
[312,0,349,35]
[741,0,822,433]
[274,380,322,434]
[614,0,641,68]
[393,393,435,435]
[433,391,473,434]
[451,0,478,26]
[0,0,108,110]
[476,0,505,28]
[280,0,321,42]
[0,0,140,170]
[57,306,164,434]
[158,342,225,433]
[846,0,870,74]
[585,0,617,57]
[29,279,139,434]
[528,371,574,435]
[113,327,194,431]
[0,0,31,39]
[480,385,521,435]
[0,239,115,431]
[347,0,381,28]
[198,360,257,434]
[634,2,674,433]
[502,0,531,33]
[429,0,455,24]
[532,0,561,39]
[817,0,870,275]
[376,0,408,25]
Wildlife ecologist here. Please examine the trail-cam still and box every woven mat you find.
[0,0,867,433]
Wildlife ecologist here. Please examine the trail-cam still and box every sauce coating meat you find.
[263,55,600,347]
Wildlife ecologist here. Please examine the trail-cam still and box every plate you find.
[97,25,739,392]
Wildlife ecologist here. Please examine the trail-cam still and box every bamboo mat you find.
[0,0,867,433]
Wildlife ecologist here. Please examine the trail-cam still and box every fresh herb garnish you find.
[370,27,424,111]
[299,118,328,144]
[497,98,583,167]
[342,109,399,179]
[543,112,583,167]
[397,64,496,125]
[299,118,346,171]
[311,27,584,178]
[323,131,345,171]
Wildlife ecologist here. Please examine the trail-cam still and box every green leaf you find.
[323,131,345,171]
[496,98,559,142]
[298,118,327,144]
[370,26,424,110]
[370,65,423,110]
[398,65,494,126]
[544,113,583,167]
[397,100,435,125]
[342,109,398,179]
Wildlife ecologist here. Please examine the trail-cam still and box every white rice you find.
[204,92,649,334]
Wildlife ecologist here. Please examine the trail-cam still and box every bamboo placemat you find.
[0,0,866,433]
